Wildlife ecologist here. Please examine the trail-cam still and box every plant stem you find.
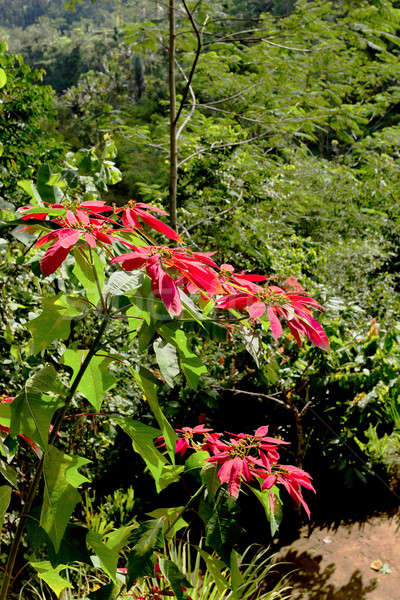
[89,248,106,312]
[0,315,109,600]
[164,484,205,538]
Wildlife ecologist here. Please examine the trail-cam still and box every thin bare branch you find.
[220,387,288,408]
[202,83,258,105]
[174,0,203,126]
[176,60,197,140]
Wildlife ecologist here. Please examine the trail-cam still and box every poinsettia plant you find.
[0,140,329,599]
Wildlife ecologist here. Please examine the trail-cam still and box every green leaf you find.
[126,519,164,589]
[0,485,11,531]
[115,417,167,492]
[29,296,74,354]
[36,164,63,203]
[146,506,188,538]
[30,561,73,598]
[158,464,184,489]
[0,68,6,88]
[40,447,90,552]
[200,462,221,500]
[8,365,65,452]
[179,290,204,325]
[251,487,282,536]
[0,460,17,487]
[104,525,136,553]
[185,451,210,473]
[63,349,116,411]
[26,364,67,397]
[159,558,192,600]
[205,491,242,564]
[73,249,105,305]
[132,367,177,462]
[230,549,244,600]
[10,393,63,453]
[158,324,207,390]
[7,365,65,453]
[194,547,228,595]
[88,582,121,600]
[49,524,92,567]
[126,551,154,590]
[240,329,263,367]
[103,271,143,297]
[17,180,43,206]
[87,530,119,582]
[0,401,11,430]
[153,338,180,388]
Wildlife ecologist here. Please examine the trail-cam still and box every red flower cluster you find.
[22,195,329,348]
[127,562,192,600]
[110,246,220,316]
[158,425,315,517]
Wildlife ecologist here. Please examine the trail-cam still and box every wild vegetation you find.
[1,0,400,598]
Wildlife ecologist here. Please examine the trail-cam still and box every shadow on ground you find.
[276,550,378,600]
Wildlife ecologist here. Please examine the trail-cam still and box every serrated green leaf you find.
[153,338,180,388]
[241,328,263,367]
[159,558,192,600]
[158,464,184,489]
[40,447,90,552]
[179,290,204,325]
[28,298,72,354]
[205,491,241,564]
[126,519,164,589]
[30,561,73,598]
[63,349,116,411]
[87,530,119,582]
[115,417,166,492]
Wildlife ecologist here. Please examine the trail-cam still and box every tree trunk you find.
[168,0,178,230]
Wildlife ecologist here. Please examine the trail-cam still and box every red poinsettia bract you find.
[35,211,131,275]
[110,246,221,316]
[217,284,329,350]
[118,201,183,243]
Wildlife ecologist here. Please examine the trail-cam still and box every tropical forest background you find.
[1,0,400,597]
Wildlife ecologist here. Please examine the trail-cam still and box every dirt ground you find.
[274,512,400,600]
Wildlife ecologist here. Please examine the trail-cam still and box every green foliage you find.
[0,485,11,531]
[0,42,62,205]
[30,560,73,598]
[40,447,90,552]
[63,349,116,411]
